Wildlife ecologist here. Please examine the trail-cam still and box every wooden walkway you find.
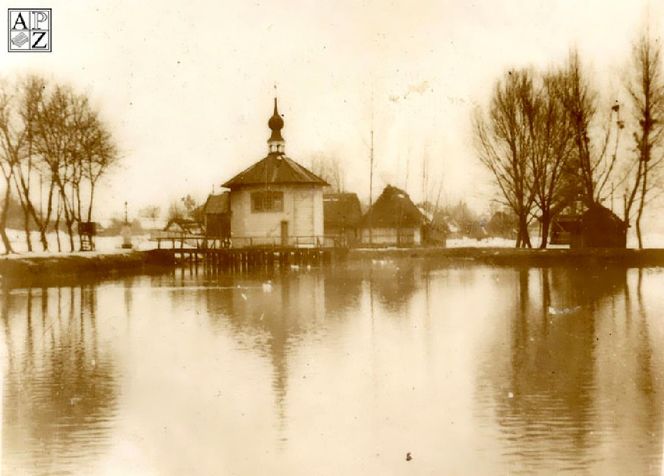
[148,234,346,271]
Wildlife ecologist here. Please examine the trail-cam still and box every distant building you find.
[550,204,626,248]
[419,207,448,246]
[222,99,328,247]
[164,218,204,236]
[486,210,517,239]
[323,193,362,246]
[359,185,425,246]
[203,192,230,239]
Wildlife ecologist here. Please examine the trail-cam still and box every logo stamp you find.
[8,8,51,52]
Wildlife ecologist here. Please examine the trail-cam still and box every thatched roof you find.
[324,193,362,228]
[359,185,425,228]
[204,192,230,214]
[222,153,328,189]
[164,218,203,234]
[582,203,625,227]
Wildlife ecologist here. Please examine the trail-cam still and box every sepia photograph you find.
[2,0,664,474]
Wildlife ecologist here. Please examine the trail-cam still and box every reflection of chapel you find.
[221,99,328,247]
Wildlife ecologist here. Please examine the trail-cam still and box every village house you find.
[419,207,449,246]
[323,193,362,247]
[359,185,426,246]
[163,217,204,236]
[222,99,329,248]
[551,203,626,248]
[203,192,231,241]
[486,210,517,239]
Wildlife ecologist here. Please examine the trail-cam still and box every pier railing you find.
[150,233,343,250]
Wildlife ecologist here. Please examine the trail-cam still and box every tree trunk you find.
[12,175,34,251]
[22,205,32,252]
[0,227,11,254]
[87,184,96,222]
[66,219,75,252]
[636,161,648,249]
[539,210,550,249]
[0,181,14,254]
[14,167,56,252]
[518,214,531,248]
[54,199,62,252]
[38,177,56,251]
[38,228,48,251]
[56,185,75,252]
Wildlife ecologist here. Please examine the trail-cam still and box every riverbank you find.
[348,247,664,267]
[3,247,664,287]
[0,250,158,286]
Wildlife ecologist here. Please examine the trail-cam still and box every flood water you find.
[2,261,664,475]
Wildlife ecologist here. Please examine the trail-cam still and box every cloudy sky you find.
[3,0,662,220]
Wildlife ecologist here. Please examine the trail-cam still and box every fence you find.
[150,232,341,250]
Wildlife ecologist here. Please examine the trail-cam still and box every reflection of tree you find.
[548,265,627,307]
[2,285,119,474]
[478,266,662,473]
[322,267,362,318]
[504,268,597,462]
[368,263,418,312]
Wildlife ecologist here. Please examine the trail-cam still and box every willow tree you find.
[0,91,19,253]
[625,32,664,248]
[10,76,57,251]
[2,75,118,252]
[559,51,623,208]
[310,154,345,193]
[474,69,537,248]
[529,71,577,248]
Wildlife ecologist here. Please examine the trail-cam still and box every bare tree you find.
[625,32,664,248]
[33,84,79,251]
[1,75,119,253]
[529,71,577,248]
[0,91,18,253]
[474,69,537,248]
[81,117,117,223]
[66,94,118,249]
[310,154,345,193]
[167,200,185,221]
[559,51,622,207]
[14,76,53,251]
[139,205,161,229]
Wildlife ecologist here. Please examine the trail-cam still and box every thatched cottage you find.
[323,193,362,246]
[359,185,425,246]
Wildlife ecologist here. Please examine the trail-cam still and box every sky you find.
[3,0,663,222]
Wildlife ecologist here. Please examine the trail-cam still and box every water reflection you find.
[1,264,663,475]
[368,263,418,312]
[201,270,328,444]
[478,266,663,474]
[2,285,119,475]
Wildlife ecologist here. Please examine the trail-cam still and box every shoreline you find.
[347,247,664,266]
[0,250,160,287]
[2,247,664,286]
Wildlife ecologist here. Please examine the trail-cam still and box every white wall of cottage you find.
[360,227,421,246]
[229,185,324,245]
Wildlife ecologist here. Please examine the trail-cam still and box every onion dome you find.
[267,98,286,154]
[268,98,284,143]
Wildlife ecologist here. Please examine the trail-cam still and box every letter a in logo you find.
[11,12,27,30]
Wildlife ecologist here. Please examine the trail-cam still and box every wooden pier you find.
[147,234,346,271]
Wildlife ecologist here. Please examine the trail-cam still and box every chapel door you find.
[281,221,289,247]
